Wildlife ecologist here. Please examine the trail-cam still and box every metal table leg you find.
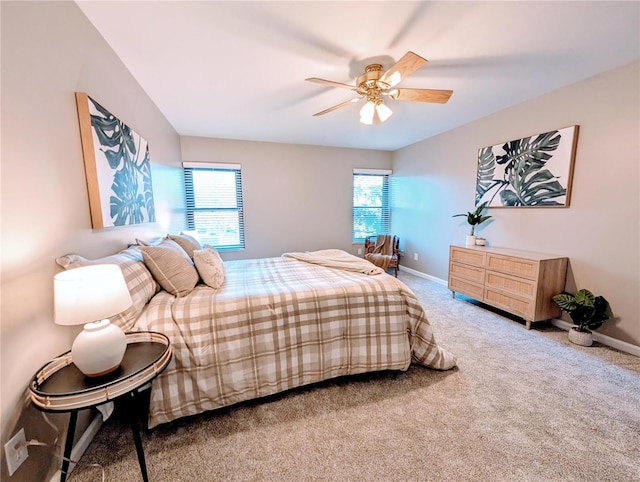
[127,392,149,482]
[60,410,78,482]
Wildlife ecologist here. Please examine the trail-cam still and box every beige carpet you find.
[69,272,640,482]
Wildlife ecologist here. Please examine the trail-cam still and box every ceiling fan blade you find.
[387,88,453,104]
[305,77,355,89]
[312,98,361,116]
[379,51,428,87]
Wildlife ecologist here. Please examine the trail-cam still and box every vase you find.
[568,327,593,347]
[72,319,127,376]
[465,235,476,246]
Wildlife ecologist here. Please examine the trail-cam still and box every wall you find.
[181,136,392,260]
[392,61,639,347]
[1,2,184,480]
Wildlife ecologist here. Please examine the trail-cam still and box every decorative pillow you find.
[133,237,164,247]
[179,230,201,242]
[193,245,226,289]
[166,233,202,259]
[140,239,199,296]
[55,247,159,332]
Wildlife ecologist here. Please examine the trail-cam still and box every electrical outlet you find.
[4,428,28,476]
[357,247,362,255]
[413,253,419,261]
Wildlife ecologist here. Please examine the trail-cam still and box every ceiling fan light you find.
[359,101,375,125]
[387,71,402,87]
[385,88,399,99]
[375,102,392,122]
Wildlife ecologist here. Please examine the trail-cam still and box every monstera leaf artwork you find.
[76,92,156,228]
[476,126,579,207]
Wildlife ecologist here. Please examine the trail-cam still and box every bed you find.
[56,239,457,428]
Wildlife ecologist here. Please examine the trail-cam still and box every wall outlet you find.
[357,247,362,255]
[4,428,28,476]
[413,253,419,261]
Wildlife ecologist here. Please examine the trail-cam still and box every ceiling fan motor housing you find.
[356,64,389,102]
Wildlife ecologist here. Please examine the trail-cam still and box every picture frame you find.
[475,125,579,207]
[75,92,155,228]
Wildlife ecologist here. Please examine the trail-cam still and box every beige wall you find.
[392,61,639,347]
[1,2,184,479]
[181,136,392,260]
[2,2,636,480]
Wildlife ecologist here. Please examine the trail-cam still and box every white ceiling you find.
[76,1,640,151]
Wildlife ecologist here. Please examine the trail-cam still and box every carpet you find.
[68,272,640,482]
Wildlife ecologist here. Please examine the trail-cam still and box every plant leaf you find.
[575,289,595,307]
[476,147,502,204]
[496,130,561,174]
[553,293,577,311]
[505,159,567,206]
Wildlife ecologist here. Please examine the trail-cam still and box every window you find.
[183,162,244,250]
[352,169,391,242]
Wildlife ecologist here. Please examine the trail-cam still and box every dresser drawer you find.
[449,262,485,284]
[485,271,536,299]
[449,276,484,300]
[486,254,538,280]
[484,288,535,319]
[450,247,485,267]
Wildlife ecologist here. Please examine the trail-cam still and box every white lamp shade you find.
[54,264,132,377]
[54,264,132,326]
[375,102,393,122]
[359,101,375,125]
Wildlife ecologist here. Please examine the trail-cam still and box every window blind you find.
[352,169,391,242]
[183,163,245,250]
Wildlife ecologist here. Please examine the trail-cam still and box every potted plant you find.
[452,201,492,246]
[552,289,610,347]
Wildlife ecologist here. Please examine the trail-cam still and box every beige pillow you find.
[55,247,158,332]
[140,239,199,297]
[134,237,163,247]
[166,233,202,259]
[193,245,226,289]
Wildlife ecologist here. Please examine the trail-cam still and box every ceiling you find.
[76,1,640,151]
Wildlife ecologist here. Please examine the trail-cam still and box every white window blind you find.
[352,169,391,242]
[183,162,245,250]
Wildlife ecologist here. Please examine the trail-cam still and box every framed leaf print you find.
[75,92,156,228]
[475,125,579,207]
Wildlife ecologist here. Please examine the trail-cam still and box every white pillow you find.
[193,245,226,289]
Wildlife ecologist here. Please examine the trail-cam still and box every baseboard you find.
[551,319,640,357]
[398,265,447,286]
[398,266,639,358]
[49,413,103,482]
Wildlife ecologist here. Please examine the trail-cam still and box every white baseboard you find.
[550,319,640,357]
[398,265,447,286]
[49,413,103,482]
[399,266,640,358]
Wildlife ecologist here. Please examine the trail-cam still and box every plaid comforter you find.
[143,255,456,428]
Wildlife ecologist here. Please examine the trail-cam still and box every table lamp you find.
[54,264,132,377]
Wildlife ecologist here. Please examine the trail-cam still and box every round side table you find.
[30,331,172,482]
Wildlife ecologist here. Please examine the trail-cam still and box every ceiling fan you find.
[306,51,453,125]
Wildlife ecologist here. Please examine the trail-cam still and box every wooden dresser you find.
[448,245,568,329]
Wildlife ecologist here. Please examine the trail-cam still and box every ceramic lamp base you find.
[71,319,127,377]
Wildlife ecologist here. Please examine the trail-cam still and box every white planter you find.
[568,327,593,347]
[465,235,476,246]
